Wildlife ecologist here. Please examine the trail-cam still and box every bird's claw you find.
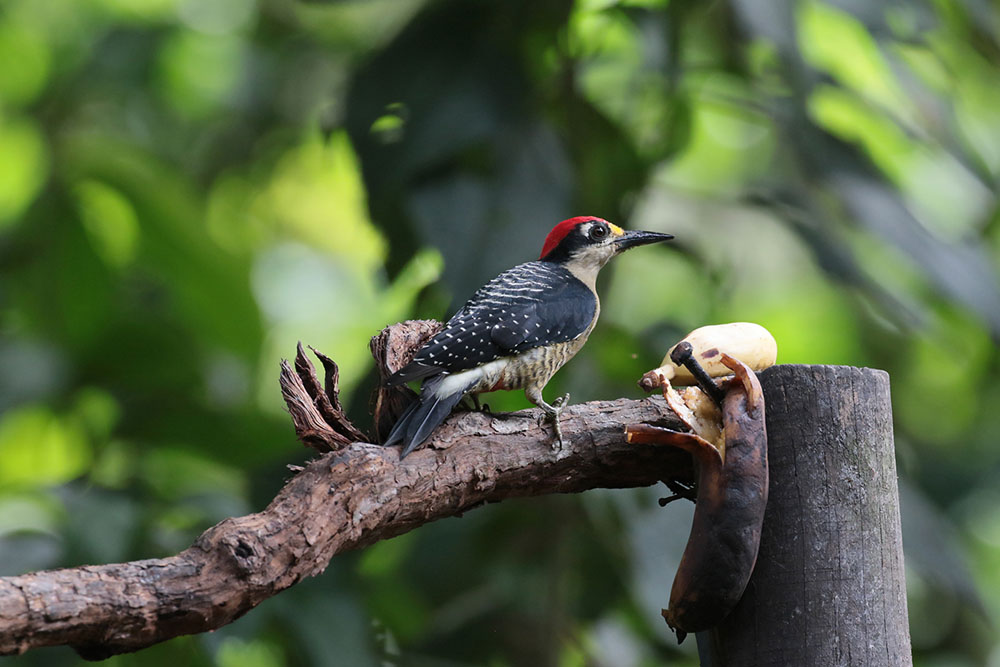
[547,393,570,451]
[471,394,491,413]
[549,417,565,451]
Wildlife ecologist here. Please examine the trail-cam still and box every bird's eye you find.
[590,224,608,241]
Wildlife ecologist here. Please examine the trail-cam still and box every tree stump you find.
[701,364,912,666]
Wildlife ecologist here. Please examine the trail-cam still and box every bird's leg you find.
[526,386,570,450]
[471,393,491,413]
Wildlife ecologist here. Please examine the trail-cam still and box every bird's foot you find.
[545,393,570,451]
[459,395,492,413]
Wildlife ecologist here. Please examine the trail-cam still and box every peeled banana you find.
[654,322,776,386]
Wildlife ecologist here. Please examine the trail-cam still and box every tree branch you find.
[0,397,689,659]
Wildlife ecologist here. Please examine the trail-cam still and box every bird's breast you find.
[477,332,594,394]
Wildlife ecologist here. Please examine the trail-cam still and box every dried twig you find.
[280,344,369,451]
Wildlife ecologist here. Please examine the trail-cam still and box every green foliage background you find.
[1,0,998,664]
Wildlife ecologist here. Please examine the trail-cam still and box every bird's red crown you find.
[540,217,610,260]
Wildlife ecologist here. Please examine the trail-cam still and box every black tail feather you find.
[400,391,467,458]
[382,399,420,448]
[385,376,473,458]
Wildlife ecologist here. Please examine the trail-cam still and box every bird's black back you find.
[387,261,597,385]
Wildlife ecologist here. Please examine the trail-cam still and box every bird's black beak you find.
[614,229,674,252]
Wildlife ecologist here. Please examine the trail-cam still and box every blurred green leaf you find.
[62,132,264,359]
[293,0,425,51]
[216,637,285,667]
[176,0,257,36]
[253,131,387,270]
[0,114,48,228]
[0,15,51,106]
[157,30,246,117]
[89,439,136,489]
[73,180,141,268]
[0,405,91,487]
[89,0,176,22]
[0,490,62,537]
[893,307,993,444]
[140,447,246,501]
[798,1,909,117]
[1,0,999,664]
[71,387,122,442]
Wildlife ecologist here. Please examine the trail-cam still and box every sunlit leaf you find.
[798,1,910,119]
[809,85,993,242]
[0,405,91,487]
[157,30,246,117]
[930,33,1000,175]
[215,637,285,667]
[256,131,386,271]
[0,114,48,228]
[726,274,865,366]
[139,447,246,501]
[893,43,950,94]
[73,179,141,268]
[88,0,175,22]
[568,3,639,61]
[0,15,51,106]
[807,84,914,183]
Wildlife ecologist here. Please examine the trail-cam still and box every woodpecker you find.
[384,217,673,458]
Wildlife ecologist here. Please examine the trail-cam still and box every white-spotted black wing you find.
[387,262,596,385]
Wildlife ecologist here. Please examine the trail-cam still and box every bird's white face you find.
[539,216,672,288]
[563,220,626,288]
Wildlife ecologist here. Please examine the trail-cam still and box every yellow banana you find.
[655,322,776,385]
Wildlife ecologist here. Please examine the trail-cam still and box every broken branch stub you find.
[279,345,369,452]
[279,359,344,452]
[369,319,444,442]
[310,347,346,414]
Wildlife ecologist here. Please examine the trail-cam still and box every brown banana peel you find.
[627,353,768,643]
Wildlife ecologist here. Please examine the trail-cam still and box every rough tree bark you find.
[0,397,690,659]
[701,364,911,666]
[0,334,910,664]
